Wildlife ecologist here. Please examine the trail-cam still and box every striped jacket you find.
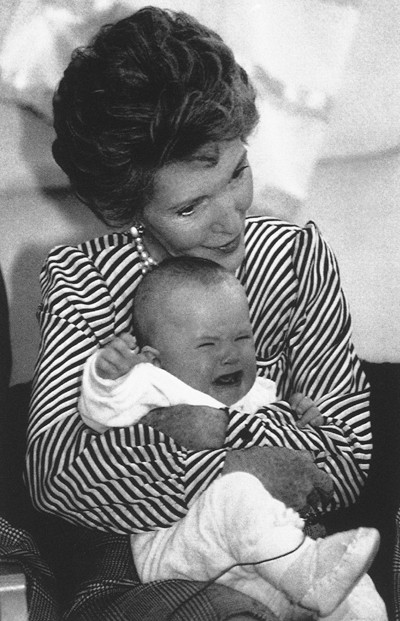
[26,216,371,533]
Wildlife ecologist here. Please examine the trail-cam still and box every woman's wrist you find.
[142,404,229,450]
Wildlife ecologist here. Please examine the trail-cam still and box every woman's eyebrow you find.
[170,148,248,211]
[168,194,206,212]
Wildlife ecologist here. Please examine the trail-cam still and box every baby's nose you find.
[221,344,240,365]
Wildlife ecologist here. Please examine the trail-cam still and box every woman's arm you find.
[240,221,371,510]
[142,405,229,450]
[26,244,227,533]
[223,402,368,511]
[288,222,369,405]
[290,223,371,506]
[27,242,329,533]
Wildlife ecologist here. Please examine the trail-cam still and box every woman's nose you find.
[211,190,245,234]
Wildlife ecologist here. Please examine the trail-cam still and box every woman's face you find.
[141,139,253,273]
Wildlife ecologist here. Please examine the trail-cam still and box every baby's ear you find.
[140,346,162,368]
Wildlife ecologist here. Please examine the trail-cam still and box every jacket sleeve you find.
[224,400,369,511]
[290,224,371,482]
[228,222,371,510]
[26,245,227,534]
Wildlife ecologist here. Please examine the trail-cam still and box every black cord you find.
[166,534,307,621]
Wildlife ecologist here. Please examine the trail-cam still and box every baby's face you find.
[151,280,257,406]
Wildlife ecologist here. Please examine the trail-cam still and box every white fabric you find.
[326,574,388,621]
[79,353,277,433]
[242,0,361,203]
[132,472,387,621]
[133,472,307,619]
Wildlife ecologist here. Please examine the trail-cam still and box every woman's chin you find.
[219,249,245,273]
[204,241,245,273]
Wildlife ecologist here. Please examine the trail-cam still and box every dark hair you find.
[132,256,238,348]
[52,6,259,227]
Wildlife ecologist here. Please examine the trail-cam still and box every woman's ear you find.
[140,346,162,368]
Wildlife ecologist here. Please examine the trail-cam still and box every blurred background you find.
[0,0,399,384]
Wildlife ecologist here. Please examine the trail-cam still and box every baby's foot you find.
[323,573,388,620]
[280,527,380,617]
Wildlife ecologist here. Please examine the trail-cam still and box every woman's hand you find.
[142,407,333,512]
[289,392,324,428]
[142,405,229,450]
[222,446,333,512]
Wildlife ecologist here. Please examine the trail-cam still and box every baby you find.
[79,256,385,620]
[80,256,320,431]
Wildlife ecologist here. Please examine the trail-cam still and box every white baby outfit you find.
[79,356,278,432]
[79,353,387,620]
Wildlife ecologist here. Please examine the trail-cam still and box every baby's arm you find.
[289,392,324,428]
[96,332,147,379]
[79,333,156,431]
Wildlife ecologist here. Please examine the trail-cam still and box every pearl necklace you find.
[130,225,158,274]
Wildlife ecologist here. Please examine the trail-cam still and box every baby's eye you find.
[235,334,252,341]
[197,342,215,348]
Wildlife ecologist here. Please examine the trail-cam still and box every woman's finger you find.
[289,392,314,415]
[296,406,324,428]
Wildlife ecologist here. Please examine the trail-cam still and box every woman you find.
[26,6,372,618]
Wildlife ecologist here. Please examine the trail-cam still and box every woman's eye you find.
[177,197,207,217]
[231,164,249,181]
[177,204,195,217]
[198,342,214,348]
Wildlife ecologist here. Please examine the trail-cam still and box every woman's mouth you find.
[209,235,242,255]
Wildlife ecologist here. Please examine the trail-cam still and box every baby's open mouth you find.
[213,370,243,386]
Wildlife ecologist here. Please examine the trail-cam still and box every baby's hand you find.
[289,392,324,428]
[96,333,147,380]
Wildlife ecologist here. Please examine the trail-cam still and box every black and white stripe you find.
[26,217,371,533]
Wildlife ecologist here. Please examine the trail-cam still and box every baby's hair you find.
[132,256,238,348]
